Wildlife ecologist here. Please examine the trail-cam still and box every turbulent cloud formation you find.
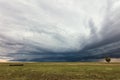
[0,0,120,61]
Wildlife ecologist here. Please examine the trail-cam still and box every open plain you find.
[0,62,120,80]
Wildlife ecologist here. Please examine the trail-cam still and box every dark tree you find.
[105,57,111,63]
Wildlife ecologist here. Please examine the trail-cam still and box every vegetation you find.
[0,62,120,80]
[105,57,111,63]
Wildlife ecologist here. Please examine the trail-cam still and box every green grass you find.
[0,62,120,80]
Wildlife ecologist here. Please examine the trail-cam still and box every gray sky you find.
[0,0,120,62]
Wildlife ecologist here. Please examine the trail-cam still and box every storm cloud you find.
[0,0,120,61]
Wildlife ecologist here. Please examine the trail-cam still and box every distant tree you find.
[105,57,111,63]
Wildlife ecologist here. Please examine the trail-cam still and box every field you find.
[0,62,120,80]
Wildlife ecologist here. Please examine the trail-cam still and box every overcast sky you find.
[0,0,120,62]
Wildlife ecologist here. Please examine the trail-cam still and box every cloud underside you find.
[0,0,120,61]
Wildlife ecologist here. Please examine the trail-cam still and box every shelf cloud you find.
[0,0,120,61]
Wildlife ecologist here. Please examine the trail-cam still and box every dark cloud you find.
[0,0,120,62]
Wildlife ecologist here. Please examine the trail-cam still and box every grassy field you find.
[0,62,120,80]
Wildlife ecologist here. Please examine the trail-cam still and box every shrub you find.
[9,64,24,66]
[105,57,111,63]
